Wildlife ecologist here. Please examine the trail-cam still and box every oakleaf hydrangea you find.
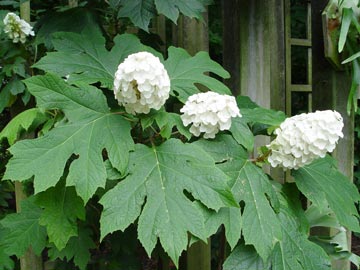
[268,110,344,169]
[3,12,34,44]
[114,52,170,114]
[180,91,241,139]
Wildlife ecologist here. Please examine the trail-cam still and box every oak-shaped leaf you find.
[270,184,331,270]
[117,0,156,31]
[194,135,282,261]
[33,28,149,88]
[48,227,95,270]
[293,156,360,232]
[223,244,270,270]
[4,73,134,202]
[164,46,232,103]
[0,198,47,257]
[0,226,14,270]
[100,138,237,266]
[154,0,209,23]
[35,180,85,250]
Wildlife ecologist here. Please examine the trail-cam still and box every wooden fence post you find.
[312,1,354,270]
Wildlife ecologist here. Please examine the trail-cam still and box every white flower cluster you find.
[268,110,344,169]
[180,91,241,139]
[3,12,34,44]
[114,52,170,114]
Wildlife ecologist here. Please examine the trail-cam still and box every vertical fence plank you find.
[312,1,353,270]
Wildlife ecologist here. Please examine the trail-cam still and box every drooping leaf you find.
[4,74,134,203]
[342,51,360,64]
[338,8,353,53]
[293,156,360,232]
[0,198,47,257]
[270,185,331,270]
[48,227,95,270]
[0,108,48,145]
[35,180,85,250]
[223,244,270,270]
[117,0,156,31]
[154,0,208,23]
[100,139,237,266]
[165,46,231,103]
[34,29,149,88]
[194,135,281,260]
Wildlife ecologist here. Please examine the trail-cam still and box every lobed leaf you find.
[293,156,360,232]
[194,135,281,260]
[223,244,270,270]
[48,227,95,270]
[34,29,148,88]
[270,185,331,270]
[100,138,237,266]
[165,46,231,103]
[154,0,208,23]
[0,198,47,257]
[35,180,85,250]
[4,74,134,203]
[117,0,156,31]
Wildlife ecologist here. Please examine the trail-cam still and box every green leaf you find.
[270,185,331,270]
[140,110,192,140]
[48,228,95,270]
[195,202,242,250]
[338,8,353,53]
[100,139,237,266]
[165,47,231,103]
[237,96,286,127]
[35,8,100,49]
[0,108,48,145]
[293,156,360,232]
[342,51,360,64]
[0,85,11,114]
[154,0,207,23]
[223,244,270,270]
[34,29,148,88]
[0,226,14,270]
[117,0,156,31]
[35,180,85,250]
[4,74,134,203]
[230,117,254,151]
[0,198,47,257]
[194,135,281,260]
